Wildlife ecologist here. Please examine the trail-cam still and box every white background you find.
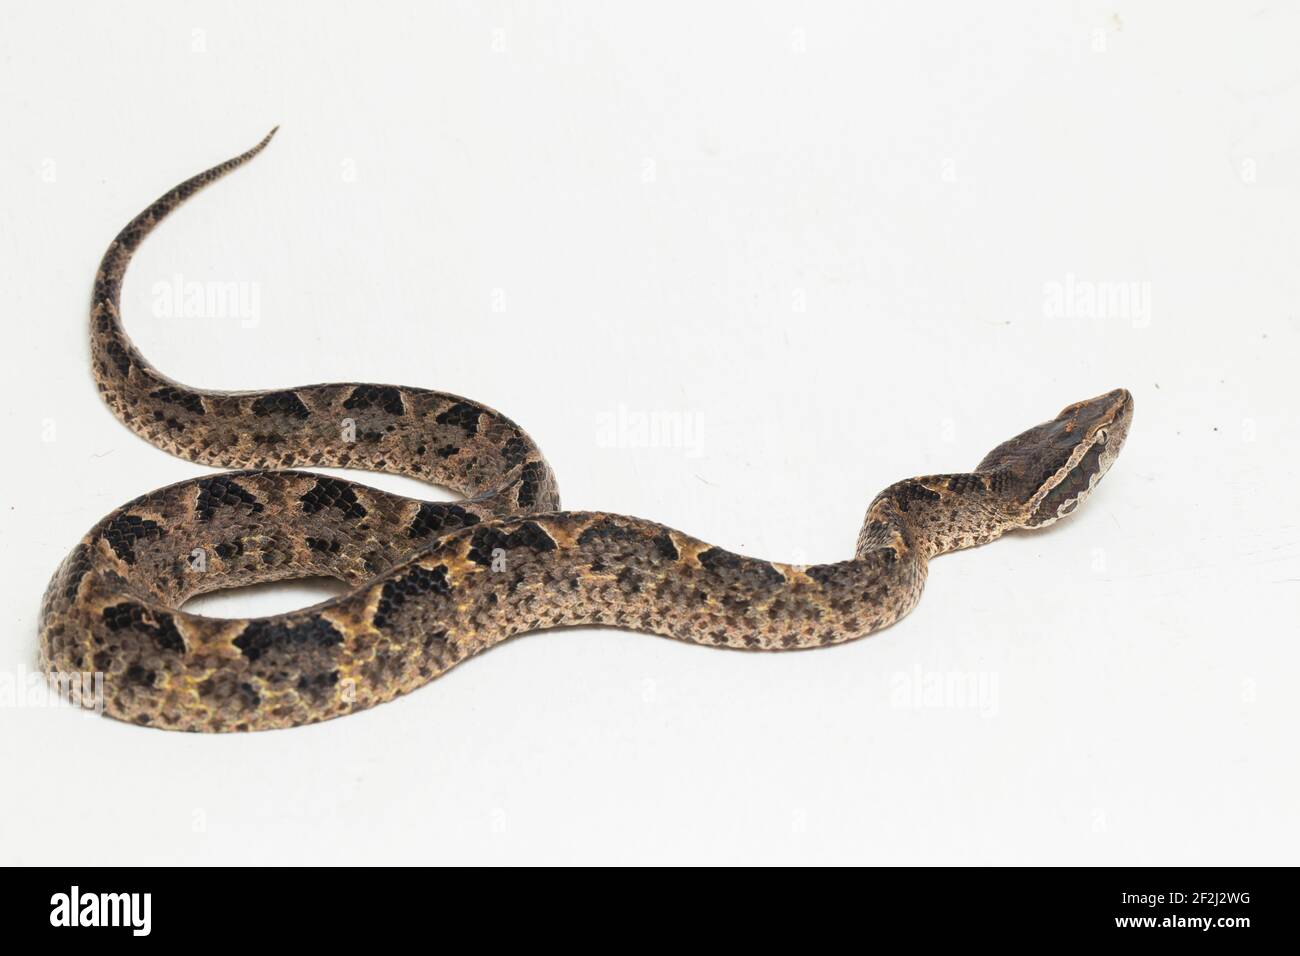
[1,1,1296,865]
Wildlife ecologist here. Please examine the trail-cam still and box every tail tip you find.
[256,126,280,151]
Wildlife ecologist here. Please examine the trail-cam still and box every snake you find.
[39,129,1134,732]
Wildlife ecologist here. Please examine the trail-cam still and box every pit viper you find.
[39,130,1134,732]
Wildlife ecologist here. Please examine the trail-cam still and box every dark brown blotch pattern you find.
[40,128,1129,731]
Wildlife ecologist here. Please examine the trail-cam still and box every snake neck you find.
[856,474,1018,562]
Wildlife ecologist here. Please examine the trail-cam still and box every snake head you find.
[977,388,1134,528]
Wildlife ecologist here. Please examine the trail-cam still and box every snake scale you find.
[39,130,1133,732]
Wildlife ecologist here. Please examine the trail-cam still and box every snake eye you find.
[1095,429,1108,445]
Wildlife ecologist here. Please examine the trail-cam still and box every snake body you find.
[39,131,1134,732]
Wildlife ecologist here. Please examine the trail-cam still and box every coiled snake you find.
[39,130,1134,732]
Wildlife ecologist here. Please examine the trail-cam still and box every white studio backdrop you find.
[0,2,1296,864]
